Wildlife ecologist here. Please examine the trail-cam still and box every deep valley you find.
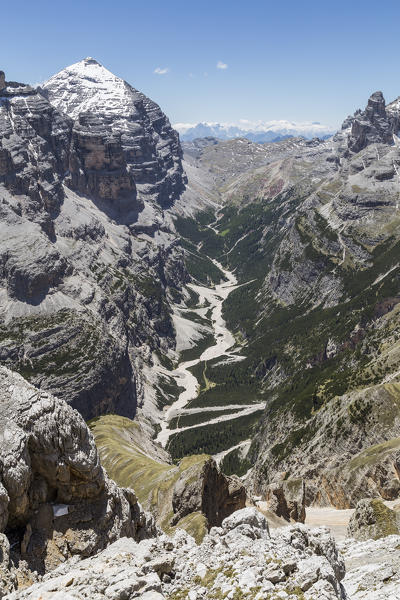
[2,57,400,599]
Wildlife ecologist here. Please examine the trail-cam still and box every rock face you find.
[171,456,246,527]
[265,479,306,523]
[42,57,185,208]
[0,73,70,214]
[347,498,400,541]
[346,91,397,154]
[340,534,400,599]
[0,61,187,421]
[0,367,155,593]
[7,508,347,600]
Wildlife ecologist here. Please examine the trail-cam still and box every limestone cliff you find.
[0,62,187,421]
[0,367,155,595]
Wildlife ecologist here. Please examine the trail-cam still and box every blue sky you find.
[3,0,400,127]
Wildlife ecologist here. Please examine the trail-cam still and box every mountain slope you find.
[0,60,186,420]
[173,91,400,507]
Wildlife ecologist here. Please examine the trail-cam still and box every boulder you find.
[347,498,400,541]
[266,478,306,523]
[221,506,270,535]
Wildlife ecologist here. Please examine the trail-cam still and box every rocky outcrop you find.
[346,91,396,154]
[347,499,400,541]
[7,508,347,600]
[0,367,155,593]
[265,478,306,523]
[171,457,246,527]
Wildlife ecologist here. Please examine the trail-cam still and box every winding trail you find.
[156,258,262,448]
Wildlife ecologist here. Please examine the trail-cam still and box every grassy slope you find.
[89,414,209,541]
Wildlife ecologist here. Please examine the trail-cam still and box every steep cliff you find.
[89,414,246,542]
[0,61,187,420]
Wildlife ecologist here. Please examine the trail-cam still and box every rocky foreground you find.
[6,509,347,600]
[0,365,347,599]
[10,503,400,600]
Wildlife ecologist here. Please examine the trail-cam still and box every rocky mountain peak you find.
[344,89,397,153]
[43,58,185,207]
[82,56,102,65]
[0,62,188,420]
[0,71,5,90]
[42,57,132,119]
[366,90,386,116]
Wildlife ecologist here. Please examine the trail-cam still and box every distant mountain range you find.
[174,120,337,142]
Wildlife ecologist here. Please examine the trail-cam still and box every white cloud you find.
[217,61,228,70]
[154,67,169,75]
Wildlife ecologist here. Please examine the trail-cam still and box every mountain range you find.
[174,120,336,142]
[2,58,400,598]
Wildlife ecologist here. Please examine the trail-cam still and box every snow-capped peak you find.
[42,57,135,120]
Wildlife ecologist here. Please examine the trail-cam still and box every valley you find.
[2,55,400,599]
[157,256,263,457]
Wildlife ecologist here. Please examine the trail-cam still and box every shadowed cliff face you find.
[0,62,187,420]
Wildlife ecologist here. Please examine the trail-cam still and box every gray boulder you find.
[347,498,400,541]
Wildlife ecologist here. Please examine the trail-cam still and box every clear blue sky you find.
[3,0,400,127]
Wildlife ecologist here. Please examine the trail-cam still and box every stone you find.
[222,506,270,534]
[6,522,347,600]
[0,72,5,90]
[347,498,400,541]
[340,534,400,599]
[171,458,246,527]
